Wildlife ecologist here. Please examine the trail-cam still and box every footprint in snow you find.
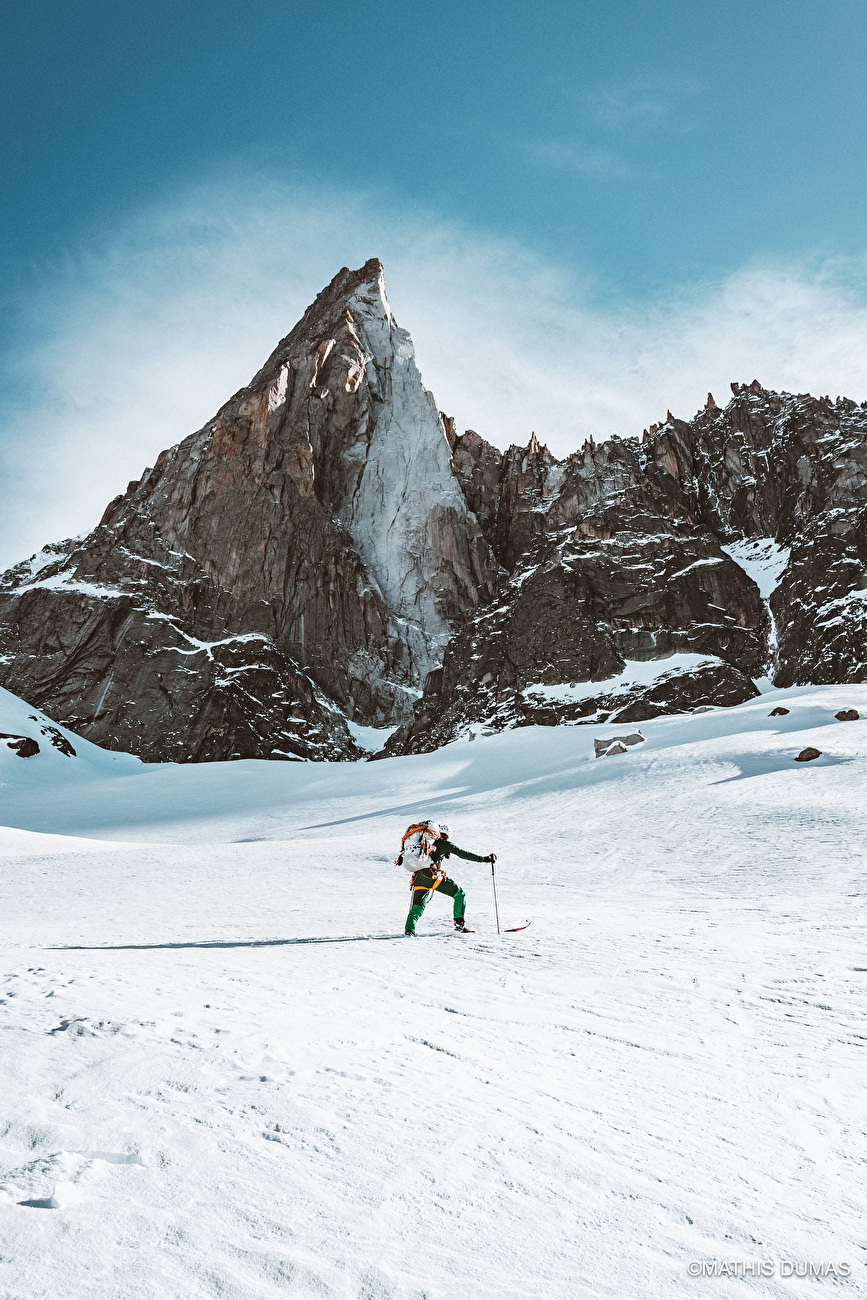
[0,1150,143,1209]
[48,1017,132,1038]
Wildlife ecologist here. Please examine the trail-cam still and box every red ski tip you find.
[503,921,531,932]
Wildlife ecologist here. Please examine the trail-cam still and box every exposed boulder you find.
[835,708,859,721]
[769,707,790,717]
[0,734,40,758]
[794,747,822,762]
[594,731,644,757]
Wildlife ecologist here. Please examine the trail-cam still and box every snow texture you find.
[14,570,127,601]
[0,683,863,1297]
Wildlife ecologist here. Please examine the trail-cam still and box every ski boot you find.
[454,919,474,933]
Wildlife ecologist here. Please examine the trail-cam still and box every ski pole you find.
[491,859,501,935]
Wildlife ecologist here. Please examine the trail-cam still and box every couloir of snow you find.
[341,270,491,680]
[721,539,793,691]
[721,539,791,601]
[1,682,864,1298]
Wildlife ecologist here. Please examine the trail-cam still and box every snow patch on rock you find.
[346,719,400,753]
[18,570,127,601]
[522,654,727,706]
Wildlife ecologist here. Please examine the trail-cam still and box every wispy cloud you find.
[582,74,701,135]
[3,171,867,567]
[518,137,633,178]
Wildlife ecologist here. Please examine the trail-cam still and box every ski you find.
[503,921,531,933]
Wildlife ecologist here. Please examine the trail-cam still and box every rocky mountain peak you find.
[0,262,495,762]
[256,258,387,362]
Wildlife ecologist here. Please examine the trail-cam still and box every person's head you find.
[438,822,451,839]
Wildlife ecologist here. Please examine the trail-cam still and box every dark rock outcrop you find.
[594,731,644,757]
[447,425,503,550]
[27,718,76,756]
[0,734,40,758]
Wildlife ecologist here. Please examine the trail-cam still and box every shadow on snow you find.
[46,934,441,951]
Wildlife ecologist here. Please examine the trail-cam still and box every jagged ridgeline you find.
[3,261,867,762]
[389,383,867,754]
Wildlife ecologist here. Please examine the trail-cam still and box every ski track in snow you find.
[1,684,865,1298]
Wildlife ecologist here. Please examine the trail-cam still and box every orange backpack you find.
[397,820,440,872]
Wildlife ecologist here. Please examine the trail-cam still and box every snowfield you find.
[1,684,865,1298]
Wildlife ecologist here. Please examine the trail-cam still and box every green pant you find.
[405,869,466,933]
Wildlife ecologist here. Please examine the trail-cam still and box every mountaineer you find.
[396,820,496,936]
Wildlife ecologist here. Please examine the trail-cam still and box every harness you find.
[411,870,444,896]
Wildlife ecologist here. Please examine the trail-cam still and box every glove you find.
[486,853,497,864]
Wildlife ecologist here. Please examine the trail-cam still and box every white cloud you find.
[3,170,867,568]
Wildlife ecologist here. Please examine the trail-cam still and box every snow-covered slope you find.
[1,685,864,1296]
[0,685,142,773]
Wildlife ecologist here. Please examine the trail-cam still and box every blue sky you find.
[2,0,867,563]
[4,0,867,294]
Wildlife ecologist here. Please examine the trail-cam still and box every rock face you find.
[0,261,495,762]
[388,383,867,754]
